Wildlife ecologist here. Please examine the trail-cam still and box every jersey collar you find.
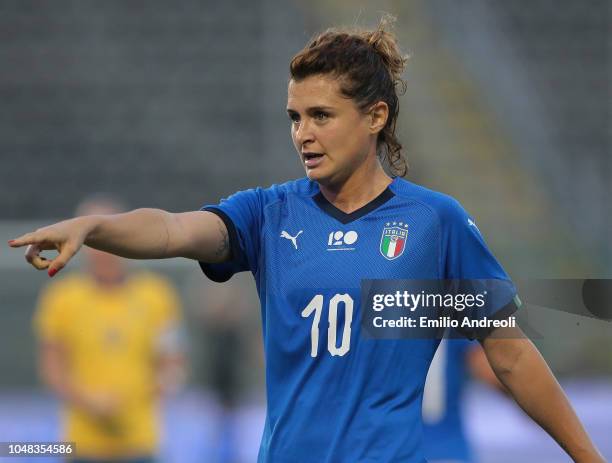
[312,180,396,224]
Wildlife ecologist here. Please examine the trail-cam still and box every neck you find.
[319,160,392,214]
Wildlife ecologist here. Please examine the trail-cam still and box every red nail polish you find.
[48,268,58,277]
[8,240,15,245]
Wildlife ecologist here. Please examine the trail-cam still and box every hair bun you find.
[362,15,409,87]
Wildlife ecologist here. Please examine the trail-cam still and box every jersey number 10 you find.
[301,294,354,357]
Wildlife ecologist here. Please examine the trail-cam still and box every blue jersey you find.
[199,177,517,463]
[422,338,475,462]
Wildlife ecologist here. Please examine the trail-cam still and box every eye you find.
[314,111,329,121]
[288,112,300,124]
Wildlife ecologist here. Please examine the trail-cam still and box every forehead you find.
[287,74,349,110]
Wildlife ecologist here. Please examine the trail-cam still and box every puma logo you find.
[280,230,303,250]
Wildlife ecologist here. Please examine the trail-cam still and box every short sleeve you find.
[198,188,265,282]
[441,199,519,339]
[442,200,508,281]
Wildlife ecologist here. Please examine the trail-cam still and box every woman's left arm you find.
[481,327,606,463]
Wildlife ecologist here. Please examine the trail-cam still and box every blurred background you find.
[0,0,610,462]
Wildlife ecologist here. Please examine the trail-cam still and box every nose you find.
[293,118,315,148]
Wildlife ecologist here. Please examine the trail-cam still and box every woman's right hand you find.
[8,216,97,277]
[8,208,231,271]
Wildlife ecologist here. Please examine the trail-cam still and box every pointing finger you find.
[8,233,40,248]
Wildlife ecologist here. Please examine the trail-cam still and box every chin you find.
[305,167,329,183]
[307,169,348,190]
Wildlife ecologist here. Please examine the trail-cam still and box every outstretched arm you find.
[481,327,605,463]
[8,209,229,276]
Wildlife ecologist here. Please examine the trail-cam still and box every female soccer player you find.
[9,18,604,463]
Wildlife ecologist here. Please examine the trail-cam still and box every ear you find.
[368,101,389,134]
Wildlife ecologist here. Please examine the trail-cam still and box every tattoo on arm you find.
[215,218,229,259]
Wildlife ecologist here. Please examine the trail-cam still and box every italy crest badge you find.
[380,223,408,260]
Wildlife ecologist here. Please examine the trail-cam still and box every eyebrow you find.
[286,105,335,113]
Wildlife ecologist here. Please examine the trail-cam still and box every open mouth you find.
[303,152,324,161]
[303,152,325,168]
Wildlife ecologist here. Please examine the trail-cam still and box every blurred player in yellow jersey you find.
[33,195,186,463]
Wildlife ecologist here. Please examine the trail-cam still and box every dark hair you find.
[289,15,409,177]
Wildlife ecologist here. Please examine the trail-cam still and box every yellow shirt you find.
[34,271,181,458]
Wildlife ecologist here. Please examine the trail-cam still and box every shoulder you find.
[249,177,316,202]
[129,271,181,321]
[35,273,92,325]
[218,177,317,209]
[39,272,91,302]
[128,271,178,297]
[390,177,469,227]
